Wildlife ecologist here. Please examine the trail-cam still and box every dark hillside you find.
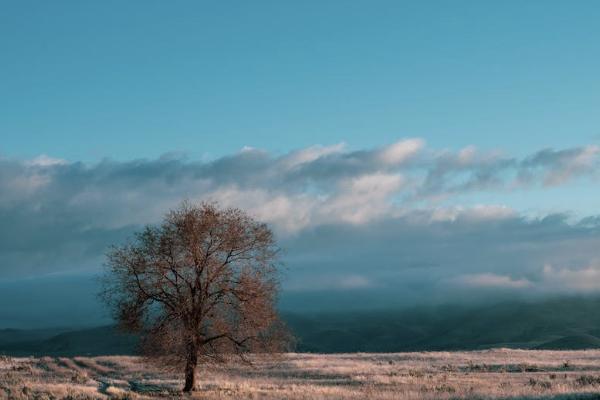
[3,297,600,356]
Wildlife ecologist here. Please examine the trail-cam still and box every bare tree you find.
[101,201,290,392]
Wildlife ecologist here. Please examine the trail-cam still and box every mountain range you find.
[2,297,600,356]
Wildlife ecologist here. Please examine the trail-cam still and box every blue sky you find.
[2,1,600,327]
[2,0,600,161]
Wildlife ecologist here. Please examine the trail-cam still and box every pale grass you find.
[73,357,114,375]
[39,356,73,376]
[57,357,89,376]
[2,350,600,399]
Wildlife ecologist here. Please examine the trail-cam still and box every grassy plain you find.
[2,350,600,399]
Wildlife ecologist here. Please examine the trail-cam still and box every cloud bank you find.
[1,139,600,305]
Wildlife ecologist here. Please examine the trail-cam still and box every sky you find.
[1,1,600,327]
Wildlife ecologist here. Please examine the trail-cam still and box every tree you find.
[101,202,290,392]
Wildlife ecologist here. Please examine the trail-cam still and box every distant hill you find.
[2,297,600,356]
[535,334,600,350]
[0,328,70,345]
[285,297,600,352]
[0,326,137,357]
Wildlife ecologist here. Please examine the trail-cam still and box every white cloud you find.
[1,140,600,292]
[206,186,316,235]
[347,172,404,195]
[321,173,404,224]
[545,145,600,185]
[378,138,424,164]
[520,145,600,187]
[467,205,517,220]
[281,143,346,170]
[25,155,68,167]
[456,273,532,289]
[240,145,258,153]
[457,146,477,164]
[541,263,600,292]
[429,205,516,222]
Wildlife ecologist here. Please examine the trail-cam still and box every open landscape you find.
[3,1,600,399]
[3,350,600,399]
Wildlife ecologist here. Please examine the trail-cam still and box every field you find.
[3,350,600,399]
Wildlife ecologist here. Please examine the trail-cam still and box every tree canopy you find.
[102,201,290,392]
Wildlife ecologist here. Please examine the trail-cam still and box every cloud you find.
[456,273,532,289]
[321,172,404,224]
[25,155,68,167]
[280,143,346,170]
[377,138,424,164]
[520,146,600,186]
[0,139,599,307]
[281,212,600,305]
[541,263,600,292]
[428,205,516,222]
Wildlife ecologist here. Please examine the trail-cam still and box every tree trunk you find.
[182,346,198,392]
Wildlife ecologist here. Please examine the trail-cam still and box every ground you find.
[2,350,600,399]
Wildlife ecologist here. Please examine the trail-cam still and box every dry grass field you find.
[2,350,600,399]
